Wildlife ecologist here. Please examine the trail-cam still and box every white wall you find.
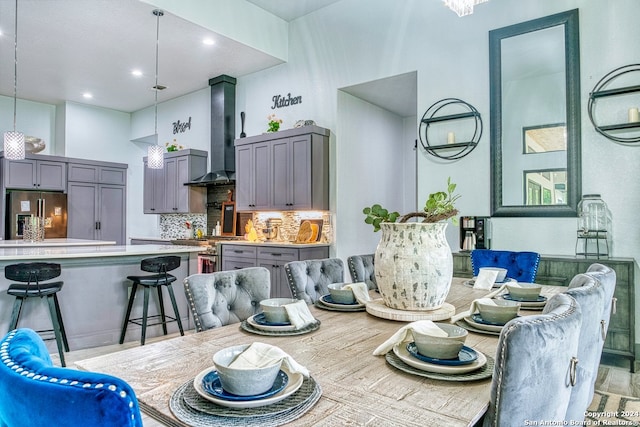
[0,95,56,154]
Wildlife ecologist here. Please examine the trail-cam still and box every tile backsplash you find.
[160,214,206,239]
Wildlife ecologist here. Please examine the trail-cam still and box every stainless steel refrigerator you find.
[5,190,68,239]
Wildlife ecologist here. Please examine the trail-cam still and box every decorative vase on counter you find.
[374,222,453,311]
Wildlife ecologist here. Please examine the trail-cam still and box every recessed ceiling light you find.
[82,92,93,99]
[131,69,143,77]
[202,37,215,46]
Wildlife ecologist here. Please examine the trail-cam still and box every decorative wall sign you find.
[271,93,302,109]
[173,116,192,134]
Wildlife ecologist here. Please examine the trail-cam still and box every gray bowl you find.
[479,267,508,282]
[412,323,468,360]
[506,283,542,301]
[328,283,356,304]
[212,344,282,396]
[476,299,520,325]
[260,298,297,324]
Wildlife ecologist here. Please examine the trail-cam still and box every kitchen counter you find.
[0,243,201,261]
[0,238,117,248]
[218,240,331,248]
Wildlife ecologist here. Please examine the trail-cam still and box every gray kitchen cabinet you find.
[143,149,207,214]
[3,156,66,191]
[234,126,329,211]
[220,243,330,298]
[67,159,127,245]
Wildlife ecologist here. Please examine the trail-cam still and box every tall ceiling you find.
[0,0,340,113]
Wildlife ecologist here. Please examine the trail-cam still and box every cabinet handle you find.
[271,253,282,256]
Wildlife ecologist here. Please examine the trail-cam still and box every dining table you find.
[75,278,564,427]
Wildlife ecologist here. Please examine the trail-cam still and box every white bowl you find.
[212,344,281,396]
[506,283,542,301]
[328,283,355,304]
[260,298,297,324]
[479,267,508,282]
[476,300,520,325]
[412,323,468,359]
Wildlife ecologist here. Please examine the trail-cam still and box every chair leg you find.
[166,284,184,336]
[141,286,150,346]
[53,294,70,352]
[8,297,24,331]
[119,282,138,344]
[156,286,168,336]
[46,295,66,367]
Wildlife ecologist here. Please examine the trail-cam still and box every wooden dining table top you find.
[75,278,564,427]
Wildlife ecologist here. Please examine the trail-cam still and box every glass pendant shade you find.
[4,131,25,160]
[443,0,488,17]
[148,144,164,169]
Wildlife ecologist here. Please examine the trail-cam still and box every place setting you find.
[495,282,547,311]
[373,320,494,382]
[242,298,321,336]
[170,342,322,427]
[314,282,369,312]
[463,267,516,288]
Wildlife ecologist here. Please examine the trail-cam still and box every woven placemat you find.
[455,319,501,336]
[385,350,495,382]
[170,376,322,426]
[240,319,321,336]
[314,300,366,312]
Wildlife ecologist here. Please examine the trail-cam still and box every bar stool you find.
[5,262,69,367]
[119,255,184,345]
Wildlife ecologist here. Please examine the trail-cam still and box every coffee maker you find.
[459,216,490,251]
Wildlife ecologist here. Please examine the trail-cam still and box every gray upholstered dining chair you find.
[347,254,377,290]
[284,258,344,304]
[483,293,582,427]
[183,267,270,331]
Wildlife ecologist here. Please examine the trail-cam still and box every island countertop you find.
[0,238,117,248]
[0,243,202,261]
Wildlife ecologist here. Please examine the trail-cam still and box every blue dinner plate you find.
[321,294,358,306]
[471,313,518,327]
[406,342,478,366]
[202,370,288,401]
[253,312,291,327]
[502,293,547,303]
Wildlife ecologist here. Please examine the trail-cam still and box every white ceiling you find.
[0,0,337,113]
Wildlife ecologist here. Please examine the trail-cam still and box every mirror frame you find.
[489,9,581,217]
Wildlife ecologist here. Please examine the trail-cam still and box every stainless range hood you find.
[186,75,236,186]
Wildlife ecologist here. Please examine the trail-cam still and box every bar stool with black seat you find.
[5,262,69,367]
[119,255,184,345]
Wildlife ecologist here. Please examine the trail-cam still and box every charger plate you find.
[246,314,297,332]
[498,294,547,310]
[170,375,321,426]
[393,343,487,374]
[386,346,494,382]
[366,299,455,322]
[314,299,366,312]
[454,319,500,336]
[320,294,365,309]
[241,319,321,336]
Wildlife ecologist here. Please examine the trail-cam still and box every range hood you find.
[187,75,236,186]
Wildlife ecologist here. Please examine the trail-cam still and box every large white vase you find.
[374,222,453,311]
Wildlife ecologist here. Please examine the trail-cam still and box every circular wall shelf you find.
[588,63,640,144]
[418,98,482,160]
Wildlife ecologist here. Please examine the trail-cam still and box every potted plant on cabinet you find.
[362,177,459,311]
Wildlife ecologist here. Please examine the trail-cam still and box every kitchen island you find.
[0,244,201,351]
[0,238,117,248]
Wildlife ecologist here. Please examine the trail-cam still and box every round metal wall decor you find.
[588,63,640,144]
[418,98,482,160]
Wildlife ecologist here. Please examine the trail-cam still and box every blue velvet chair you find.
[285,258,344,304]
[470,249,541,282]
[483,293,582,426]
[347,254,377,290]
[183,267,271,331]
[0,328,142,427]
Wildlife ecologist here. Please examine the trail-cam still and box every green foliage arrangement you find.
[363,177,460,232]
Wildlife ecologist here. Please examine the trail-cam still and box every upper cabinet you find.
[235,126,330,212]
[143,149,207,214]
[3,156,67,191]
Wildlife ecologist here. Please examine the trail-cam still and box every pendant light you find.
[147,9,164,169]
[443,0,488,17]
[4,0,25,160]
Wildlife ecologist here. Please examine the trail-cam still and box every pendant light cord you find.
[12,0,19,131]
[153,9,163,136]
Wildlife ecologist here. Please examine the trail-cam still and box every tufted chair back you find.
[470,249,541,282]
[347,254,377,290]
[285,258,344,304]
[585,263,617,337]
[563,273,607,422]
[183,267,271,332]
[483,293,582,427]
[0,328,142,427]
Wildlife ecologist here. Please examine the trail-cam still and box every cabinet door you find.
[36,161,66,190]
[289,135,312,209]
[68,163,99,183]
[67,182,99,240]
[222,258,256,271]
[253,142,272,210]
[164,157,179,212]
[98,185,126,245]
[235,144,254,210]
[271,139,291,210]
[174,156,191,213]
[143,162,165,214]
[258,260,292,298]
[4,159,37,189]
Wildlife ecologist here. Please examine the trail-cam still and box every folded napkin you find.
[450,284,507,323]
[283,299,316,330]
[372,320,447,356]
[229,342,309,377]
[343,282,371,304]
[474,269,498,289]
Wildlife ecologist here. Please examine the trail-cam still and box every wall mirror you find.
[490,9,581,216]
